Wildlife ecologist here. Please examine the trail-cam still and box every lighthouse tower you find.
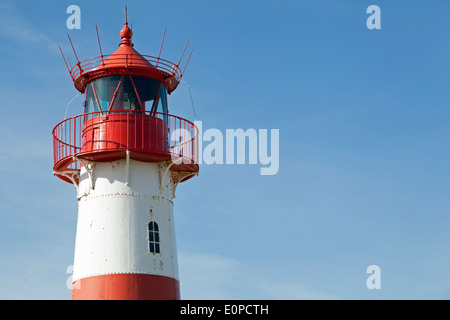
[53,9,198,300]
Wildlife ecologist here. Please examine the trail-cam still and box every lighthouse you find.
[53,8,198,300]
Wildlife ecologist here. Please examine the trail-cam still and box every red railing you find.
[52,111,198,171]
[69,54,183,83]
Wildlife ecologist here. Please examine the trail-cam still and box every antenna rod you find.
[67,57,73,70]
[181,49,193,77]
[158,28,167,60]
[125,1,128,24]
[95,25,104,64]
[155,28,167,68]
[177,38,190,67]
[67,33,80,63]
[58,45,71,75]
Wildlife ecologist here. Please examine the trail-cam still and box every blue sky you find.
[1,0,450,299]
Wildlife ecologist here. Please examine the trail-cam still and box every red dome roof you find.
[69,21,183,94]
[96,23,154,70]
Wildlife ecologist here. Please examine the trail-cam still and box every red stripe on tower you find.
[72,274,180,300]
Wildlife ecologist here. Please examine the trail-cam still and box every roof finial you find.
[119,2,133,46]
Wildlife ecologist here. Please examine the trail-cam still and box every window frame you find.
[147,221,161,255]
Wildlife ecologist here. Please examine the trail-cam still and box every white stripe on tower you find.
[71,159,180,299]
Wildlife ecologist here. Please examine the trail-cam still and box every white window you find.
[148,221,160,254]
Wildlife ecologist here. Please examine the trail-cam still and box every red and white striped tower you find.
[53,7,198,300]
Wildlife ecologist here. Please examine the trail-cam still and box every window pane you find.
[85,83,100,115]
[148,221,160,254]
[110,76,141,111]
[92,76,122,111]
[131,76,167,114]
[132,76,159,104]
[158,85,168,114]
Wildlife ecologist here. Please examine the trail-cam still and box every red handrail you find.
[68,54,182,82]
[52,111,198,171]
